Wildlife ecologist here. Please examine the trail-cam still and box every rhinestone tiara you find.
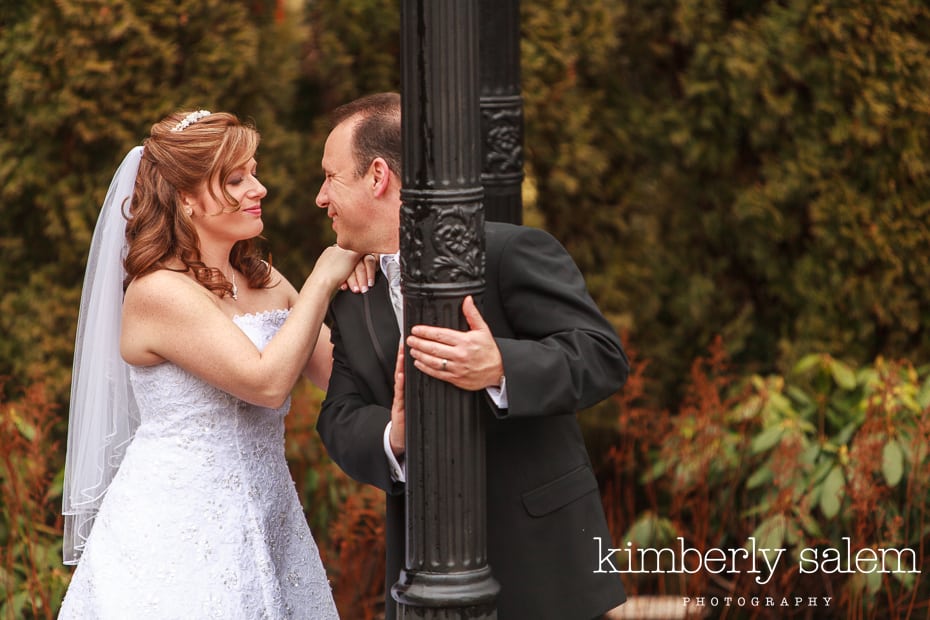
[171,110,212,132]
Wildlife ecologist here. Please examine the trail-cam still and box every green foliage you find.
[0,0,310,402]
[5,0,929,417]
[617,349,930,616]
[0,384,69,619]
[673,0,930,364]
[521,0,930,408]
[743,355,929,555]
[3,2,930,613]
[302,0,400,111]
[0,273,81,403]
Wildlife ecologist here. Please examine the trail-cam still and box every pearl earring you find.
[185,206,193,217]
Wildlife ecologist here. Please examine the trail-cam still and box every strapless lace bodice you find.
[59,310,339,619]
[128,311,292,477]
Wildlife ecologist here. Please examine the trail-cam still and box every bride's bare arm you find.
[304,324,334,390]
[121,246,359,408]
[304,252,378,390]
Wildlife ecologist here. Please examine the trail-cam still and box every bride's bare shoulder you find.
[124,269,216,316]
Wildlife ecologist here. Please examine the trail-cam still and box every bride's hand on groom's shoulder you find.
[308,245,366,292]
[340,252,379,294]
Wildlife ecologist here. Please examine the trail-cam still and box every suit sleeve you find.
[316,305,404,496]
[491,226,629,418]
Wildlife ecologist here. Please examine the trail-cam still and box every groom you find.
[315,92,628,619]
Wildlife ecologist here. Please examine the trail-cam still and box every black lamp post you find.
[479,0,524,225]
[393,1,523,616]
[392,1,498,618]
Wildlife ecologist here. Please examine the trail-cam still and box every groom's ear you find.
[370,157,392,197]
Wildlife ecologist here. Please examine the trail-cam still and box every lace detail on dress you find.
[59,309,339,619]
[233,309,290,350]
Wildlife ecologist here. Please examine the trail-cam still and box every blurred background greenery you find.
[1,0,928,618]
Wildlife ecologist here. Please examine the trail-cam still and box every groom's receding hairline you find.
[330,92,401,129]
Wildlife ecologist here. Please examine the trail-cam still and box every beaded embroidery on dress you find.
[59,310,339,619]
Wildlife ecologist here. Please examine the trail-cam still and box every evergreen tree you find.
[522,0,930,406]
[0,0,305,402]
[4,0,930,414]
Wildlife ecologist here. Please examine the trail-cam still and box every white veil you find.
[62,146,143,565]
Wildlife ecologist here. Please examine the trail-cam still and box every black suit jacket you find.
[318,222,628,619]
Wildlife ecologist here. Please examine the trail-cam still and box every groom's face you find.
[316,120,386,252]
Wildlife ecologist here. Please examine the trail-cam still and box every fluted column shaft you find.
[394,1,499,618]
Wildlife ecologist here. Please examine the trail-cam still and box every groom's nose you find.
[315,183,328,210]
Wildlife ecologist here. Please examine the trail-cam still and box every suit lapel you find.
[364,275,402,385]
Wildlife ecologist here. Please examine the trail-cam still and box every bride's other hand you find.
[339,252,379,294]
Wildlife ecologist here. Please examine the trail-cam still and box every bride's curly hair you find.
[123,111,273,296]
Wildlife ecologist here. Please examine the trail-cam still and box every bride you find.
[60,110,372,618]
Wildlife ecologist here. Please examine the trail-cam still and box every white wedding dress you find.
[59,310,339,619]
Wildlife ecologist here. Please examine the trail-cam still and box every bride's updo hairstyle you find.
[123,110,273,295]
